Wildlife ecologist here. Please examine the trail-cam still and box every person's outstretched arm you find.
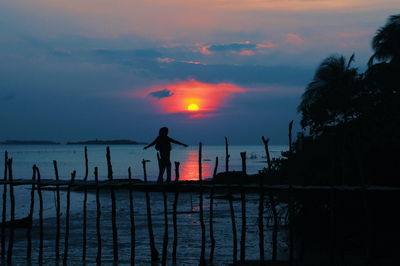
[169,137,188,147]
[144,137,158,149]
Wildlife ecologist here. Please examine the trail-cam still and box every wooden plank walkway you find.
[1,179,400,192]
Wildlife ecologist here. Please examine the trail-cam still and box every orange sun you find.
[187,103,199,111]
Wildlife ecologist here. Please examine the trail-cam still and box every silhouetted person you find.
[144,127,188,183]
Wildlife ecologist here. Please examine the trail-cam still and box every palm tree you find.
[298,54,360,134]
[369,14,400,66]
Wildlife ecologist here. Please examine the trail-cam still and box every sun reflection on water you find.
[179,150,213,181]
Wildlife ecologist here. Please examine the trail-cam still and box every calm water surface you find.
[1,144,288,265]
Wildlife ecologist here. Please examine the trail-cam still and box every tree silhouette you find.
[369,14,400,66]
[298,54,361,134]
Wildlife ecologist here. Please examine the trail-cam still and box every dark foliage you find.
[275,14,400,265]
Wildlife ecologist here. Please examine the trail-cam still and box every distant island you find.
[0,140,60,145]
[66,139,146,145]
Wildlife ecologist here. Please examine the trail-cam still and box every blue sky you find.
[0,1,398,144]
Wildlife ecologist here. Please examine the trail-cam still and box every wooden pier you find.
[1,136,397,265]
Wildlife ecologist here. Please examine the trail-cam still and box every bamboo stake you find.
[142,159,159,261]
[225,137,229,172]
[128,167,136,265]
[6,159,14,265]
[63,170,76,265]
[240,152,247,175]
[26,165,36,261]
[263,140,279,262]
[1,151,7,261]
[82,146,88,261]
[288,122,294,265]
[161,190,168,266]
[240,191,247,263]
[35,165,44,265]
[269,192,279,261]
[240,152,247,263]
[107,147,119,262]
[261,137,271,171]
[258,189,265,265]
[209,157,218,265]
[174,162,180,183]
[259,137,269,264]
[172,161,180,264]
[288,120,294,153]
[53,160,61,261]
[198,142,206,265]
[228,147,238,265]
[94,167,102,265]
[228,187,238,265]
[289,184,294,265]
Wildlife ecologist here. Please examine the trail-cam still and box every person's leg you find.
[157,164,165,183]
[166,160,172,183]
[161,152,172,183]
[157,153,166,183]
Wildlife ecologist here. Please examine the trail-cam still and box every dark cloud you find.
[51,49,72,57]
[153,62,313,87]
[148,89,174,98]
[87,47,313,87]
[92,48,162,59]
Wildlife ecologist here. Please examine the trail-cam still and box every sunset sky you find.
[0,1,398,144]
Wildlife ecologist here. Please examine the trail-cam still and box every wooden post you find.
[263,139,279,262]
[142,159,159,261]
[198,143,206,265]
[35,166,44,265]
[161,190,168,266]
[142,159,149,182]
[269,192,279,261]
[225,137,229,172]
[240,152,247,175]
[107,147,119,262]
[26,165,36,261]
[6,159,15,265]
[228,146,238,265]
[209,157,218,265]
[128,167,136,265]
[63,170,76,266]
[261,137,271,172]
[174,161,180,182]
[82,146,88,261]
[289,183,294,265]
[1,151,7,260]
[94,167,102,265]
[288,120,294,153]
[240,151,247,263]
[229,188,238,265]
[53,160,61,261]
[258,190,265,265]
[240,184,246,263]
[172,162,180,264]
[259,136,268,265]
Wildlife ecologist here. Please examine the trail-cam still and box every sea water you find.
[0,144,287,181]
[0,144,288,265]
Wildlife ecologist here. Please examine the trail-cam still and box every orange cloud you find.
[256,42,275,48]
[286,33,306,45]
[199,45,212,55]
[236,50,255,56]
[142,79,245,117]
[157,57,175,63]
